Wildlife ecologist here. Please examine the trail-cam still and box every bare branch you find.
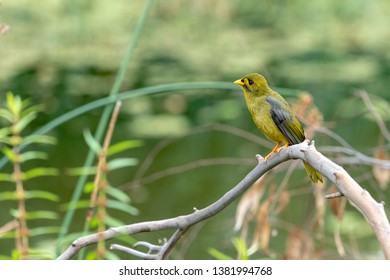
[57,141,390,260]
[325,192,344,199]
[356,90,390,143]
[110,243,157,260]
[110,228,188,260]
[316,126,390,168]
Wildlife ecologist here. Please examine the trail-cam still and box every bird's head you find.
[234,73,270,96]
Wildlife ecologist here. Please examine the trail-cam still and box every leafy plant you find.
[0,92,58,259]
[208,237,250,260]
[63,102,141,259]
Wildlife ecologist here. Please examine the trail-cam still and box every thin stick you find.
[87,101,122,221]
[356,90,390,143]
[325,192,344,199]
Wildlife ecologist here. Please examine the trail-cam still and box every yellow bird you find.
[234,73,323,183]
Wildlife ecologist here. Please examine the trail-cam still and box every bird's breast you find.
[245,95,287,143]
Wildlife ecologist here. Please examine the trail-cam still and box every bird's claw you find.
[276,143,289,153]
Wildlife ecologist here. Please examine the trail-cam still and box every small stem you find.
[87,101,122,221]
[325,191,344,199]
[13,145,29,259]
[88,101,122,259]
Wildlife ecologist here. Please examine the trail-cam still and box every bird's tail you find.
[303,161,323,183]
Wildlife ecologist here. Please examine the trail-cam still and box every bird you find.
[234,73,323,183]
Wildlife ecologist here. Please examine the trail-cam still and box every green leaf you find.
[6,92,22,115]
[66,166,97,176]
[23,167,58,180]
[27,248,56,260]
[88,216,99,229]
[208,248,233,260]
[27,211,58,220]
[29,226,60,237]
[0,173,13,182]
[22,135,57,146]
[20,97,33,111]
[105,251,120,260]
[108,158,138,170]
[0,232,15,239]
[107,199,139,215]
[86,251,97,260]
[106,186,131,203]
[232,237,249,260]
[0,191,17,201]
[108,140,143,156]
[83,129,101,155]
[25,190,59,202]
[0,127,11,139]
[2,146,16,162]
[9,208,19,218]
[0,136,11,145]
[14,111,37,133]
[0,108,14,123]
[61,200,90,210]
[21,151,48,162]
[104,215,124,227]
[83,181,95,193]
[21,104,43,118]
[11,250,21,260]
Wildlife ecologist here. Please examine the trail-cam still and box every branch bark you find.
[57,140,390,260]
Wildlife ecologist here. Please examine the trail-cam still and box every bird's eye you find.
[247,79,254,85]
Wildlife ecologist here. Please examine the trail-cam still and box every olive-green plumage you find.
[234,73,323,183]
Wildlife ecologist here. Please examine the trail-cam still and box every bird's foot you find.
[264,143,288,161]
[264,143,280,161]
[276,143,289,153]
[264,153,273,161]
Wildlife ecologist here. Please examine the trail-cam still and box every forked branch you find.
[57,141,390,260]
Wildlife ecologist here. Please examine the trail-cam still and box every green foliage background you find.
[0,0,389,259]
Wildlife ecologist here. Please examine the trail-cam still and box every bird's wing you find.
[266,96,305,145]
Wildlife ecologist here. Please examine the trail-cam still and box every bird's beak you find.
[234,79,244,86]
